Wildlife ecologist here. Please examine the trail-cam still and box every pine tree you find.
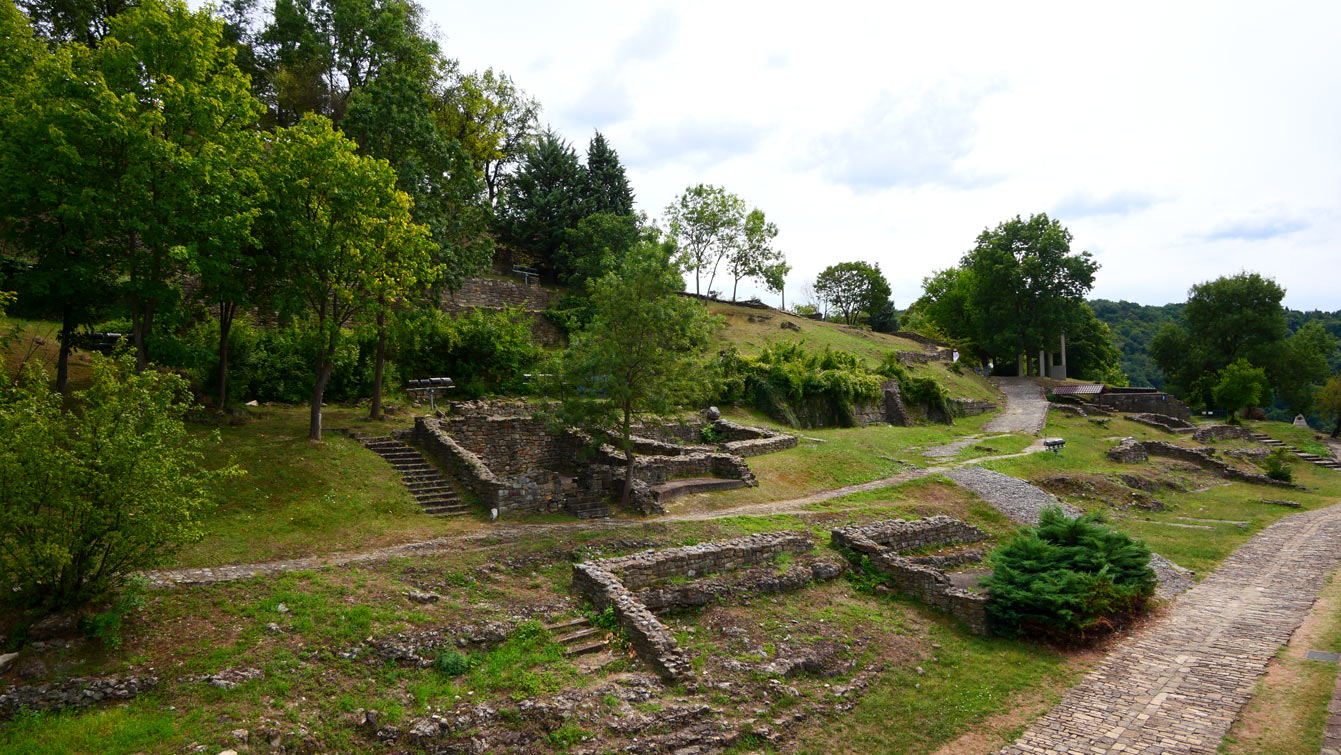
[585,131,634,216]
[498,130,589,278]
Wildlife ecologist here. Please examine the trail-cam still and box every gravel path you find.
[982,378,1049,436]
[943,465,1081,524]
[1000,503,1341,755]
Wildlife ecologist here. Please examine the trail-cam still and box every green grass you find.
[793,600,1078,754]
[0,701,195,755]
[172,405,476,568]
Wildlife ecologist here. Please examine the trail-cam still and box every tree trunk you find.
[56,303,73,393]
[731,276,739,302]
[216,300,236,410]
[619,402,634,508]
[309,359,331,441]
[370,305,386,421]
[130,296,154,371]
[1331,412,1339,438]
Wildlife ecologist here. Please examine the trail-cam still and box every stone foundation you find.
[572,532,844,681]
[0,675,158,718]
[1107,438,1302,489]
[1192,424,1256,443]
[831,518,990,635]
[1100,392,1192,420]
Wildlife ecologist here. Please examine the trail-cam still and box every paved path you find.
[1323,669,1341,755]
[983,378,1049,436]
[1000,503,1341,755]
[943,466,1081,524]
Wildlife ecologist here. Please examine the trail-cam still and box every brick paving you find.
[1000,503,1341,755]
[1324,667,1341,755]
[983,378,1049,435]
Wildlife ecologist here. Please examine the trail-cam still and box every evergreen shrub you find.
[984,506,1156,641]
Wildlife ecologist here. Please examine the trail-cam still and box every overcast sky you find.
[426,1,1341,311]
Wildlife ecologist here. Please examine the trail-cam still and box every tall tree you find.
[435,67,540,205]
[1151,272,1288,406]
[258,0,438,126]
[97,0,265,370]
[1213,359,1270,422]
[0,33,128,391]
[814,261,891,325]
[959,214,1098,372]
[664,184,744,297]
[557,240,718,508]
[1317,375,1341,438]
[725,208,781,302]
[761,260,790,310]
[497,130,588,280]
[584,131,633,216]
[258,114,435,439]
[1277,321,1337,415]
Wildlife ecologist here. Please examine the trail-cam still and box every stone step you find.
[557,627,602,644]
[650,477,748,502]
[563,640,608,658]
[544,617,590,632]
[422,505,470,516]
[407,480,451,491]
[568,506,612,519]
[417,497,462,508]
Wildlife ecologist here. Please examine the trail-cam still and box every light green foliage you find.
[1278,321,1338,415]
[557,240,719,505]
[665,183,747,297]
[984,506,1155,641]
[726,207,784,303]
[1261,448,1294,483]
[433,67,541,205]
[258,113,435,439]
[814,261,892,326]
[876,353,951,417]
[1213,358,1271,421]
[0,355,237,608]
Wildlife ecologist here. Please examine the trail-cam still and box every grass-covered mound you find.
[984,506,1156,641]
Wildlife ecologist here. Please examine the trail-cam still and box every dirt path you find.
[982,378,1049,436]
[999,502,1341,755]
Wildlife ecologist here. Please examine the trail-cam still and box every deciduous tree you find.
[557,241,719,507]
[435,67,540,205]
[726,208,781,302]
[664,184,744,297]
[1317,375,1341,438]
[1213,358,1270,422]
[258,114,435,439]
[814,261,891,326]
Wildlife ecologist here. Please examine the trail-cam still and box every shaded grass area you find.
[173,406,476,568]
[0,317,96,391]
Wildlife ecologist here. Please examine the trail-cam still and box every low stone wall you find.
[572,532,829,681]
[892,331,949,349]
[1102,392,1192,420]
[1128,413,1196,433]
[722,435,798,457]
[593,532,815,591]
[1192,424,1256,443]
[635,559,845,613]
[871,553,989,635]
[831,518,990,635]
[895,350,936,365]
[0,675,158,718]
[831,516,987,555]
[950,398,997,417]
[1107,438,1301,489]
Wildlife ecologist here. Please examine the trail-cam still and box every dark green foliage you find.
[1261,448,1294,482]
[876,353,951,418]
[984,506,1156,641]
[868,299,900,334]
[584,131,633,217]
[433,649,472,676]
[814,261,892,326]
[389,307,545,398]
[79,577,147,648]
[498,130,589,280]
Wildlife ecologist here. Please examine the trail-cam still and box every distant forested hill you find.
[1089,299,1341,388]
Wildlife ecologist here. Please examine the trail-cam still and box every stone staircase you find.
[1251,432,1341,471]
[544,616,610,659]
[341,430,472,517]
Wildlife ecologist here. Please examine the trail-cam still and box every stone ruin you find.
[572,532,847,681]
[1107,437,1302,489]
[411,400,798,518]
[831,517,991,635]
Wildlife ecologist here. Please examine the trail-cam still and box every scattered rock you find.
[276,603,289,614]
[404,589,441,604]
[0,653,16,674]
[16,659,47,680]
[27,611,82,641]
[202,667,263,690]
[703,406,721,421]
[1260,498,1302,508]
[1107,438,1148,463]
[264,622,284,635]
[780,320,801,332]
[228,729,249,743]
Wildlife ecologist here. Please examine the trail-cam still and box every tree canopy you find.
[814,261,892,326]
[665,184,745,297]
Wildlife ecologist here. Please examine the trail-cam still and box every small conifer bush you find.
[984,506,1156,641]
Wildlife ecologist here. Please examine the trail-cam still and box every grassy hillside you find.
[706,300,1000,402]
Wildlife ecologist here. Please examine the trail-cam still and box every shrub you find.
[79,576,147,648]
[1261,448,1294,482]
[433,649,472,676]
[390,307,545,398]
[984,506,1156,641]
[876,353,951,417]
[716,343,885,428]
[0,355,238,609]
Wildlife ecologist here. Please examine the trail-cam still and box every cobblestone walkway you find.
[1000,503,1341,755]
[983,378,1049,436]
[944,465,1081,524]
[1323,669,1341,755]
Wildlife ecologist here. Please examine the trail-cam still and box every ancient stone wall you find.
[441,277,557,312]
[412,417,567,514]
[1192,424,1256,443]
[594,532,815,591]
[0,675,158,718]
[1101,392,1191,420]
[830,517,986,555]
[950,399,997,417]
[722,435,798,457]
[571,562,692,681]
[831,518,990,635]
[633,560,845,613]
[1107,438,1301,489]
